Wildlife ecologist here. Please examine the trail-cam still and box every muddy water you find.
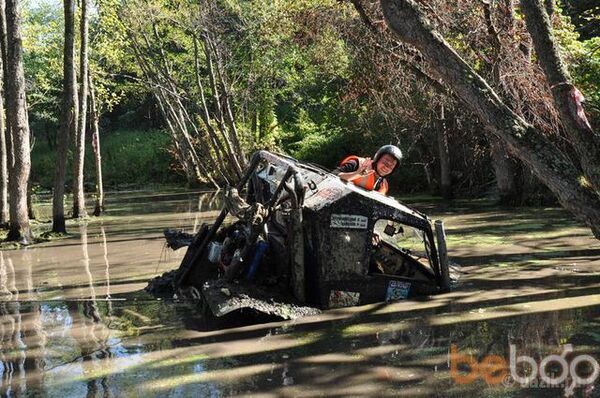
[1,191,599,397]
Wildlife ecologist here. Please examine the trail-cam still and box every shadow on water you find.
[0,191,599,397]
[1,293,600,397]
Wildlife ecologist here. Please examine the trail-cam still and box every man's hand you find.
[338,156,374,182]
[358,157,373,174]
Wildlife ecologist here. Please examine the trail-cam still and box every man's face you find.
[376,153,397,176]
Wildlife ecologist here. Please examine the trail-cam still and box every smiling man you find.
[336,145,403,195]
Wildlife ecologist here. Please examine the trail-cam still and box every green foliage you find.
[554,7,600,122]
[23,0,63,137]
[570,37,600,121]
[22,0,148,139]
[31,130,184,189]
[98,130,181,186]
[20,0,599,197]
[231,1,356,164]
[285,109,344,166]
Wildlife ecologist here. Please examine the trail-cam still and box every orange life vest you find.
[339,155,389,195]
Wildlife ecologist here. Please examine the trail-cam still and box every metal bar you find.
[435,220,451,291]
[176,152,262,286]
[224,166,300,280]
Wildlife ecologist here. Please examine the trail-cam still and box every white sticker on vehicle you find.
[330,214,368,229]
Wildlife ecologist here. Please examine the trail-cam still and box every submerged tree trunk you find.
[437,104,452,199]
[5,0,31,243]
[88,75,104,216]
[73,0,88,219]
[520,0,600,192]
[381,0,600,238]
[53,0,78,233]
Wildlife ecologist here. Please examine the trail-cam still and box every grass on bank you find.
[4,126,181,248]
[31,129,186,190]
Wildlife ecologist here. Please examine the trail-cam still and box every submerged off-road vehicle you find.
[150,151,452,319]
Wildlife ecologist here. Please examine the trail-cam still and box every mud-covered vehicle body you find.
[153,151,451,319]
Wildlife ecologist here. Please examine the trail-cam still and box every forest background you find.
[0,0,598,240]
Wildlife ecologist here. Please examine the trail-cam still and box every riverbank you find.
[31,129,186,190]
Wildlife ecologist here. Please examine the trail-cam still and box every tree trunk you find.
[202,35,244,179]
[176,103,221,189]
[0,2,7,82]
[145,26,213,187]
[52,0,78,234]
[481,0,520,206]
[437,104,452,199]
[520,0,600,192]
[5,0,31,243]
[88,74,104,216]
[163,95,204,185]
[213,52,246,167]
[127,30,210,187]
[0,44,7,226]
[153,90,203,186]
[192,35,231,184]
[0,0,12,173]
[381,0,600,239]
[73,0,88,219]
[211,43,247,168]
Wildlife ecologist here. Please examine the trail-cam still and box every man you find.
[336,145,403,195]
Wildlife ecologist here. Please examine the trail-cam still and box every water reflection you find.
[66,300,112,398]
[0,291,598,396]
[193,191,220,234]
[0,190,598,396]
[0,190,226,397]
[0,190,225,302]
[100,227,114,318]
[66,224,113,398]
[0,251,46,395]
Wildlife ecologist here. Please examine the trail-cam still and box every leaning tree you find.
[380,0,600,238]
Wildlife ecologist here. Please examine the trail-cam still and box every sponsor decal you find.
[330,214,369,230]
[386,280,411,301]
